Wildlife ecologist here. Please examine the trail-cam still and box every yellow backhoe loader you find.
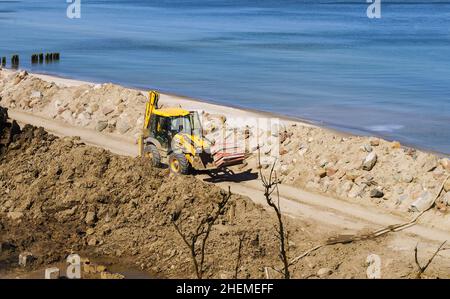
[138,91,245,174]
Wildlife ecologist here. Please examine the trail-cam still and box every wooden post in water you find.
[38,53,44,63]
[1,57,6,67]
[11,55,19,68]
[45,53,53,63]
[31,54,38,64]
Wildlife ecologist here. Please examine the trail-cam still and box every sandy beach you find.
[32,71,316,130]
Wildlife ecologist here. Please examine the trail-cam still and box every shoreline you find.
[29,69,319,124]
[1,67,448,157]
[1,67,450,229]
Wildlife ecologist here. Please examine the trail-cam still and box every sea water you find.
[0,0,449,153]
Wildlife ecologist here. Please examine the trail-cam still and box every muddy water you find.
[0,256,154,279]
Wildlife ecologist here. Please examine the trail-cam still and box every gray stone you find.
[96,121,108,132]
[85,211,97,225]
[349,184,367,198]
[370,188,384,198]
[102,106,115,116]
[444,178,450,193]
[30,90,42,99]
[280,165,291,176]
[410,191,433,212]
[317,268,333,278]
[61,110,73,122]
[396,194,408,206]
[443,192,450,206]
[439,158,450,172]
[362,152,377,171]
[77,112,91,126]
[337,181,353,197]
[116,118,131,134]
[363,144,373,152]
[422,158,438,172]
[401,174,414,183]
[369,138,380,146]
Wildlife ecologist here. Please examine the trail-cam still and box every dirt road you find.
[9,109,450,250]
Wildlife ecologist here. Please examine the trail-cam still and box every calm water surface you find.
[0,0,449,153]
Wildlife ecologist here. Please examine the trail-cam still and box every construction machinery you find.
[138,91,245,174]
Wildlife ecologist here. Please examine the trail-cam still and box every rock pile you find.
[1,69,449,215]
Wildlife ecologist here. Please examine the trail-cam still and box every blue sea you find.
[0,0,449,153]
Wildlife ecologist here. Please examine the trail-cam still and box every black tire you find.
[169,153,190,175]
[144,144,161,168]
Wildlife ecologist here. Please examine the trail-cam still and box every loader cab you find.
[147,108,203,152]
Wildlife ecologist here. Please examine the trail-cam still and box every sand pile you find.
[1,69,449,216]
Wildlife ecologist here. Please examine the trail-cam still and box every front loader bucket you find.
[211,142,245,168]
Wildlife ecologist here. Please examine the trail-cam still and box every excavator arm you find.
[139,90,160,157]
[143,90,160,129]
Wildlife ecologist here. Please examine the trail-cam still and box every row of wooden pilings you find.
[0,53,61,68]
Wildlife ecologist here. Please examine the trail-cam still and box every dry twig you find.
[414,241,448,279]
[289,175,450,267]
[258,148,290,279]
[233,232,246,279]
[172,187,232,279]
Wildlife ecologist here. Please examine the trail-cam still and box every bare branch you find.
[233,232,246,279]
[289,175,450,267]
[257,149,290,279]
[171,187,232,279]
[415,241,447,279]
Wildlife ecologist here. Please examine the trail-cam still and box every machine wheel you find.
[169,153,190,175]
[144,144,161,168]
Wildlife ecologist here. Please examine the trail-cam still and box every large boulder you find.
[439,158,450,172]
[443,192,450,206]
[444,178,450,193]
[362,152,377,171]
[116,117,131,134]
[410,191,433,212]
[96,121,108,132]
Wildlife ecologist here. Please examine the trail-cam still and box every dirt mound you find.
[0,108,294,278]
[0,106,21,153]
[1,106,450,278]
